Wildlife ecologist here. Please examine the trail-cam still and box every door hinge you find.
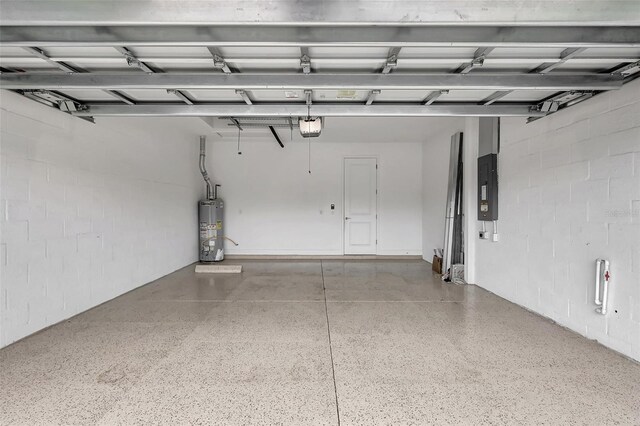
[376,239,378,244]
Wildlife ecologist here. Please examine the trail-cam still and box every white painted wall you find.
[0,91,206,347]
[205,118,425,256]
[421,118,464,261]
[474,79,640,361]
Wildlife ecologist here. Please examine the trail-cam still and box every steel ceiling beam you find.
[0,73,623,91]
[3,55,639,66]
[481,47,590,102]
[18,46,132,111]
[2,1,639,25]
[71,104,546,118]
[422,44,494,106]
[2,26,640,48]
[481,47,593,108]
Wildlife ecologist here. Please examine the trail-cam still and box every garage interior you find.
[1,1,640,424]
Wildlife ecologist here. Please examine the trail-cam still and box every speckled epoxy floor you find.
[1,260,639,425]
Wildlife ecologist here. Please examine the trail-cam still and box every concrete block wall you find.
[475,79,640,361]
[0,91,204,347]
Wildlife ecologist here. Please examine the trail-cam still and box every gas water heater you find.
[198,136,224,262]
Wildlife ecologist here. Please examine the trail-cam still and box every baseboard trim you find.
[224,254,424,260]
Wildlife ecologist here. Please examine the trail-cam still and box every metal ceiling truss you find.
[2,1,640,25]
[2,25,640,47]
[4,54,640,67]
[526,58,640,121]
[13,45,138,114]
[0,73,624,91]
[481,47,591,104]
[2,68,637,121]
[422,46,494,107]
[70,104,545,118]
[1,2,639,124]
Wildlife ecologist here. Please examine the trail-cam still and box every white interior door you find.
[344,158,377,254]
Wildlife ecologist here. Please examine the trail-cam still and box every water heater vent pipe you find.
[199,135,213,200]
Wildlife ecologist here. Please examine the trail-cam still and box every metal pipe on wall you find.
[199,135,213,200]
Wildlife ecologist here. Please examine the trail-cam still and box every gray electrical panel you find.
[477,117,499,221]
[477,154,498,221]
[199,199,224,262]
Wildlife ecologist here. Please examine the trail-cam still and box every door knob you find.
[345,217,351,220]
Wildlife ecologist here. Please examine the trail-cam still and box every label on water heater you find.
[201,221,218,246]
